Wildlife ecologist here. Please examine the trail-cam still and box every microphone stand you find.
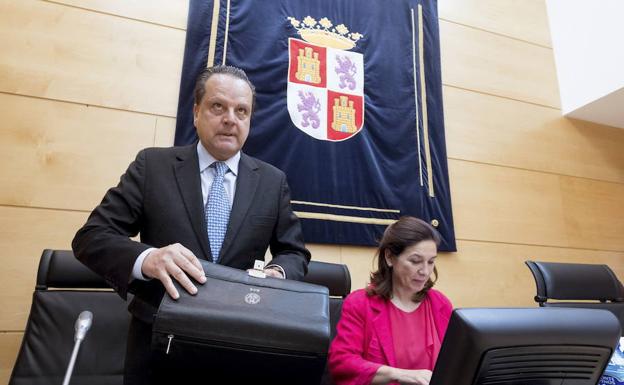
[62,339,84,385]
[62,311,93,385]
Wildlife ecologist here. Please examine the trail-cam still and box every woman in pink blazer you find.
[328,217,453,385]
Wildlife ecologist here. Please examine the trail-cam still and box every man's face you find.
[193,74,253,160]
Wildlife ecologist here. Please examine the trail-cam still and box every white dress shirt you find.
[197,142,239,208]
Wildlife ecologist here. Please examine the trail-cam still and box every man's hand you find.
[141,243,206,299]
[263,267,284,279]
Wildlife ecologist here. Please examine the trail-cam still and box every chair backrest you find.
[303,260,351,299]
[303,260,351,339]
[10,249,130,385]
[303,261,352,385]
[525,260,624,334]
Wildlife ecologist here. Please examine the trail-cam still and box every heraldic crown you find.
[287,16,362,50]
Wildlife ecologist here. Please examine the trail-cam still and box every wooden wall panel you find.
[307,244,342,265]
[0,332,23,385]
[444,86,624,183]
[438,0,551,47]
[341,246,378,290]
[0,206,90,331]
[450,160,568,247]
[155,117,177,147]
[560,176,624,252]
[440,20,560,108]
[450,159,624,251]
[436,240,624,308]
[47,0,189,29]
[0,0,185,116]
[0,93,157,211]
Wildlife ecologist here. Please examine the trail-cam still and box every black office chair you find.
[303,261,351,337]
[11,251,352,385]
[9,249,130,385]
[303,260,351,385]
[526,260,624,334]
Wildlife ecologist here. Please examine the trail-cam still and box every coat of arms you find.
[287,16,364,142]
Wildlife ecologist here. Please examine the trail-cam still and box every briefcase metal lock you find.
[247,259,266,278]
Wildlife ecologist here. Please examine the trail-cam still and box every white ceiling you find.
[565,87,624,129]
[546,0,624,129]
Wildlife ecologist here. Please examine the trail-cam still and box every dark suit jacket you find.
[72,144,310,323]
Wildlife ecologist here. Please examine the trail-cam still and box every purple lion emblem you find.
[335,55,357,90]
[297,91,321,129]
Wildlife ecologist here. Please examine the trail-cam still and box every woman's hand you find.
[393,368,432,385]
[373,366,432,385]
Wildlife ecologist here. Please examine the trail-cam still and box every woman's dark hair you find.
[367,216,441,302]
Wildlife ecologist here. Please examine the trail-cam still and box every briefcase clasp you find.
[247,260,266,278]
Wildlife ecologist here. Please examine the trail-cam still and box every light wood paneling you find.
[0,0,185,116]
[450,159,624,251]
[560,176,624,252]
[47,0,189,29]
[438,0,551,47]
[450,159,568,247]
[155,117,177,147]
[444,86,624,183]
[440,20,560,108]
[341,246,378,290]
[436,240,624,308]
[0,206,90,331]
[307,244,342,265]
[0,93,156,211]
[0,332,23,385]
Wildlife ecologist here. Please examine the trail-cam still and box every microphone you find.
[63,311,94,385]
[74,311,93,341]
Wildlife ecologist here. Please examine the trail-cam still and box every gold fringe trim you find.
[418,4,435,197]
[206,0,221,67]
[411,8,424,187]
[222,0,231,64]
[295,211,396,225]
[291,200,400,213]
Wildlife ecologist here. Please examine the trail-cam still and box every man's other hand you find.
[141,243,207,299]
[263,267,284,279]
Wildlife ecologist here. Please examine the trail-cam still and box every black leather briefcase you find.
[152,261,330,385]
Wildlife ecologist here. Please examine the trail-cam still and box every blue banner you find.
[175,0,456,251]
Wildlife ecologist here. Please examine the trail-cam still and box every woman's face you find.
[386,239,437,294]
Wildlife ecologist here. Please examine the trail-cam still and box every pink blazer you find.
[328,288,453,385]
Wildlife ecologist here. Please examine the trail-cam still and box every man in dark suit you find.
[72,66,311,384]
